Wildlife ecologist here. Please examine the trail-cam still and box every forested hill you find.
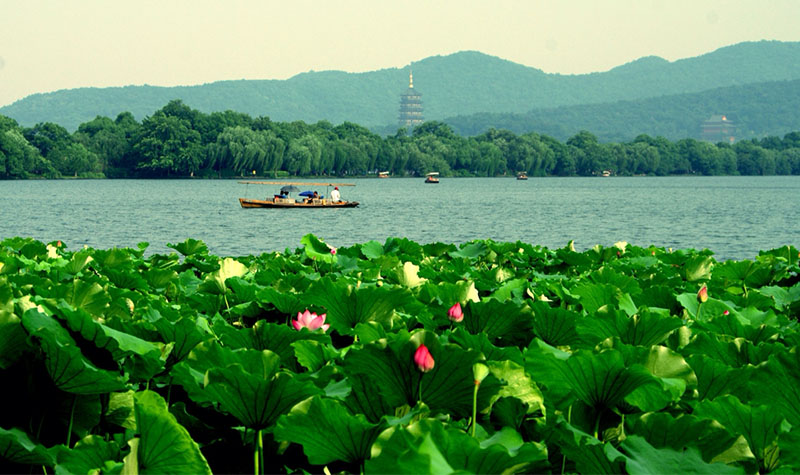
[2,41,800,132]
[443,78,800,142]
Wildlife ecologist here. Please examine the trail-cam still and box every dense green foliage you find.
[2,41,800,134]
[2,101,800,179]
[446,79,800,142]
[0,235,798,474]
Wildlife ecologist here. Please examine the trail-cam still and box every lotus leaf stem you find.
[66,394,77,448]
[253,428,259,475]
[471,381,479,437]
[259,428,265,474]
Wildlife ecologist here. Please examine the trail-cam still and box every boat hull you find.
[239,198,359,208]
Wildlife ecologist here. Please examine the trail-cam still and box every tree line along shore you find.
[2,100,799,180]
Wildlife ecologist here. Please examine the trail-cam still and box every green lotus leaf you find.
[142,308,208,366]
[490,397,528,430]
[687,354,750,401]
[301,233,336,264]
[142,267,178,291]
[448,241,489,260]
[627,412,743,464]
[416,280,479,308]
[0,426,56,467]
[254,286,305,315]
[487,360,544,414]
[343,331,501,418]
[540,417,625,474]
[713,259,773,288]
[54,303,164,378]
[752,349,800,426]
[758,282,800,310]
[611,343,696,410]
[292,339,338,372]
[21,309,128,394]
[205,365,319,429]
[693,311,779,344]
[55,435,122,475]
[461,299,533,344]
[208,257,248,294]
[683,332,781,368]
[50,279,110,316]
[0,310,29,369]
[366,418,548,474]
[61,250,94,275]
[693,395,783,472]
[525,345,656,411]
[683,255,714,282]
[226,276,262,304]
[88,247,133,270]
[621,435,743,474]
[105,390,136,430]
[102,267,148,291]
[214,318,329,366]
[275,396,383,465]
[488,277,528,302]
[448,327,524,365]
[343,373,396,424]
[166,238,208,256]
[528,301,581,348]
[578,307,682,347]
[306,277,414,334]
[359,240,385,259]
[177,342,319,429]
[122,390,211,474]
[395,261,426,288]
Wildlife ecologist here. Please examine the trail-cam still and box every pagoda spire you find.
[409,71,414,88]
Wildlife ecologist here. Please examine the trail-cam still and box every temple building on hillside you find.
[398,71,424,127]
[701,115,736,143]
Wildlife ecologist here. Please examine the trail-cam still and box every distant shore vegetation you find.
[2,100,799,179]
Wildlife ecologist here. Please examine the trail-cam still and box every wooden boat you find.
[517,172,528,180]
[238,181,359,208]
[425,172,440,184]
[378,171,390,178]
[239,198,359,208]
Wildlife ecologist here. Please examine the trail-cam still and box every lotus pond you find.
[0,235,799,474]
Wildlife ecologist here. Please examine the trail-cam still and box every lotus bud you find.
[473,363,489,386]
[329,246,336,255]
[448,302,463,322]
[697,285,708,303]
[414,344,435,373]
[723,310,730,316]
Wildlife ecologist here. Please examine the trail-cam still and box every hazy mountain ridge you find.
[443,78,800,142]
[2,40,799,133]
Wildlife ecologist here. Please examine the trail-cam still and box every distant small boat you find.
[238,181,359,208]
[517,172,528,180]
[378,171,390,178]
[425,172,440,184]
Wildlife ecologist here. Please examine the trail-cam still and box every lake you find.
[1,176,798,261]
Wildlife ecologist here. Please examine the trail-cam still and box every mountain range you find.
[2,40,799,140]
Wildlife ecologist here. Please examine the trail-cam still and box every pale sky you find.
[1,0,799,108]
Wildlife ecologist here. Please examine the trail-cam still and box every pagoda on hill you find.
[701,115,736,143]
[398,71,424,127]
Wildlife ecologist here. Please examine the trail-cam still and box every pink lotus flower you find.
[330,247,336,255]
[414,344,435,372]
[697,285,708,303]
[292,309,330,333]
[723,310,730,316]
[447,302,463,322]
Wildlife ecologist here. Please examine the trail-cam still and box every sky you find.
[1,0,799,108]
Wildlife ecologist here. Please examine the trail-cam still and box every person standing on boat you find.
[330,187,341,202]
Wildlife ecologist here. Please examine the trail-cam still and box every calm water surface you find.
[1,176,798,261]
